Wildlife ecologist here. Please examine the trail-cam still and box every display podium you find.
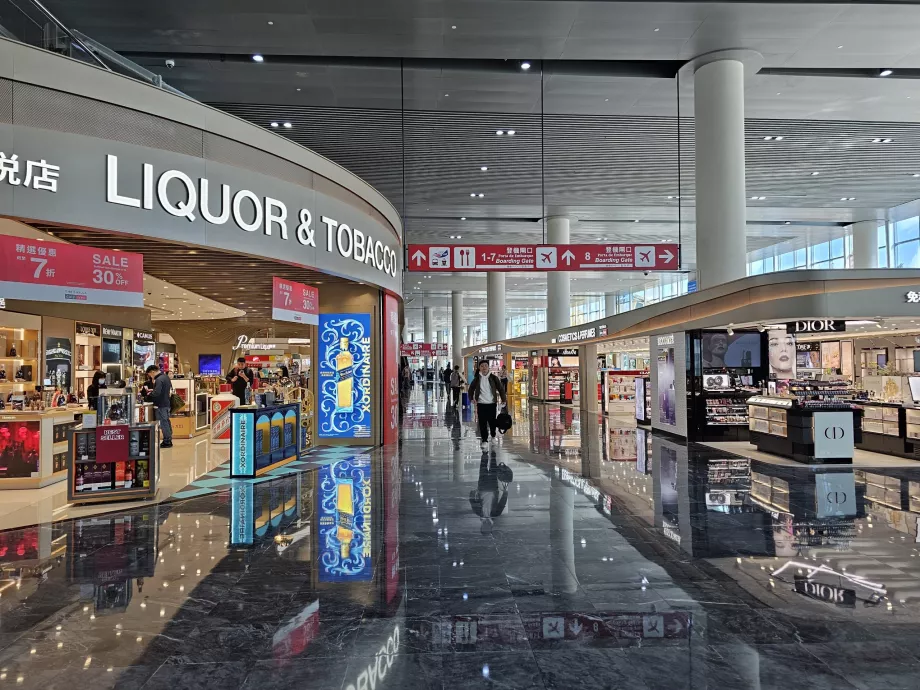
[229,403,301,478]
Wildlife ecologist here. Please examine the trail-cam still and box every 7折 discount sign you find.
[0,235,144,307]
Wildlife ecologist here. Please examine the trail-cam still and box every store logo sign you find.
[907,291,920,303]
[794,579,856,607]
[234,335,278,351]
[101,325,123,338]
[134,330,154,342]
[657,334,675,345]
[557,327,596,343]
[105,155,399,278]
[75,321,100,337]
[786,320,845,333]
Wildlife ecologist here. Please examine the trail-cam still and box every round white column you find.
[547,216,572,330]
[424,306,433,344]
[451,291,464,367]
[487,272,506,341]
[852,220,879,269]
[694,58,747,290]
[604,292,617,317]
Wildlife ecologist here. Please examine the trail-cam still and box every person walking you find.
[146,365,173,448]
[468,360,507,450]
[442,364,452,398]
[449,364,462,407]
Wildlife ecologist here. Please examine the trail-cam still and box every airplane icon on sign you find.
[634,245,656,268]
[537,247,557,268]
[639,249,652,263]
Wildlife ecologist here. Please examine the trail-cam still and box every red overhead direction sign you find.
[407,243,679,272]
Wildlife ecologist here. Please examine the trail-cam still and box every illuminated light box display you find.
[230,474,300,546]
[318,314,372,439]
[318,455,372,582]
[229,403,301,478]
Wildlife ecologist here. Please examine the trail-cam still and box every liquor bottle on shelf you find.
[335,338,354,414]
[129,431,139,457]
[336,477,355,558]
[75,464,84,492]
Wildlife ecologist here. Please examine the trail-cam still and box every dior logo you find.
[787,319,846,334]
[824,426,845,440]
[795,580,850,604]
[826,491,848,504]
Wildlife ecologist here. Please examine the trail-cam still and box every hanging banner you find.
[318,456,372,582]
[272,277,319,325]
[383,294,400,447]
[0,235,143,307]
[399,342,448,357]
[407,243,679,272]
[318,313,372,439]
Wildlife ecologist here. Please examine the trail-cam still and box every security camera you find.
[643,270,650,276]
[165,59,175,69]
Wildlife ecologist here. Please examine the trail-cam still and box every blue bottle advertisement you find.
[318,314,372,438]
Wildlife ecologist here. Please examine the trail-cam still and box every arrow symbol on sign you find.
[570,620,583,635]
[562,250,575,266]
[412,250,426,266]
[658,249,674,263]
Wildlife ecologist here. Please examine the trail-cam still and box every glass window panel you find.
[878,225,887,248]
[811,242,829,264]
[751,259,763,275]
[795,248,806,266]
[878,246,888,268]
[779,252,794,270]
[895,240,920,268]
[764,256,774,273]
[831,238,844,258]
[830,257,845,269]
[895,217,920,244]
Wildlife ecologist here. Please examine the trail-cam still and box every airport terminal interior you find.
[3,0,920,688]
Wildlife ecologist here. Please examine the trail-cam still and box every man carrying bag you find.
[467,361,507,450]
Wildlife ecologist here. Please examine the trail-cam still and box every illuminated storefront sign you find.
[318,456,372,582]
[318,313,372,439]
[556,327,596,343]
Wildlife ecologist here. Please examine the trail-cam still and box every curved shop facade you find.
[0,38,403,448]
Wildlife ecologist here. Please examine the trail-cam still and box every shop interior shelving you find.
[0,326,39,395]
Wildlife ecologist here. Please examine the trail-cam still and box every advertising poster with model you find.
[657,347,676,427]
[701,332,761,368]
[768,330,796,380]
[318,313,372,439]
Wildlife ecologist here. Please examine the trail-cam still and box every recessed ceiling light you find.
[507,130,516,135]
[283,122,292,128]
[811,171,820,175]
[750,196,766,200]
[270,122,279,128]
[451,25,457,29]
[478,193,484,198]
[496,130,504,136]
[880,69,893,77]
[784,221,791,225]
[654,27,660,32]
[634,219,639,223]
[837,45,843,49]
[296,88,301,92]
[481,166,488,171]
[913,173,920,178]
[267,21,274,25]
[872,137,893,143]
[450,235,455,239]
[521,62,531,71]
[252,54,264,63]
[457,235,462,239]
[461,217,466,220]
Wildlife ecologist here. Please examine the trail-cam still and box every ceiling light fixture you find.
[252,54,264,63]
[283,122,292,128]
[880,69,893,77]
[507,130,516,135]
[521,62,531,70]
[267,21,274,25]
[451,25,457,29]
[481,166,488,171]
[496,130,504,136]
[270,122,279,128]
[784,221,791,225]
[654,27,660,32]
[872,137,893,143]
[750,196,766,201]
[840,197,856,201]
[478,193,484,198]
[460,216,466,220]
[811,171,820,175]
[457,235,462,238]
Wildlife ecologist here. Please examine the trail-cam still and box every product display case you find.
[229,402,301,478]
[0,408,83,488]
[74,328,102,403]
[0,325,39,399]
[635,376,651,425]
[195,389,209,431]
[855,402,920,459]
[97,388,135,426]
[606,426,637,460]
[169,378,206,439]
[68,422,159,504]
[748,395,861,464]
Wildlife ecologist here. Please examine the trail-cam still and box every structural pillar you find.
[424,307,433,344]
[451,291,464,367]
[694,57,747,290]
[547,216,571,330]
[487,272,506,341]
[549,475,578,594]
[604,292,617,318]
[852,220,879,269]
[579,343,599,414]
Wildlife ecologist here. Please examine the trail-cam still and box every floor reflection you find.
[1,393,920,687]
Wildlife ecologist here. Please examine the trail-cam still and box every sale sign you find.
[400,343,448,357]
[96,424,129,463]
[407,243,679,272]
[272,276,319,325]
[0,236,144,307]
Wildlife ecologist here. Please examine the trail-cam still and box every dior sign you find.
[794,579,856,607]
[786,320,846,334]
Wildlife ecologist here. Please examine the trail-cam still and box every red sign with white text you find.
[96,424,129,463]
[383,293,400,447]
[407,243,679,272]
[400,343,448,357]
[271,276,319,325]
[0,235,144,307]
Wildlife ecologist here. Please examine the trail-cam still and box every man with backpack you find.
[467,360,507,449]
[449,364,463,407]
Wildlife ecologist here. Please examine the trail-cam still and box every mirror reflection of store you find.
[65,507,159,615]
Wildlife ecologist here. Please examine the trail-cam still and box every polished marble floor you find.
[1,391,920,688]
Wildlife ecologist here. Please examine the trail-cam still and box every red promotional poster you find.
[407,243,679,272]
[0,421,40,478]
[272,276,319,325]
[210,397,237,444]
[383,293,400,446]
[400,343,448,357]
[0,235,144,307]
[96,424,129,463]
